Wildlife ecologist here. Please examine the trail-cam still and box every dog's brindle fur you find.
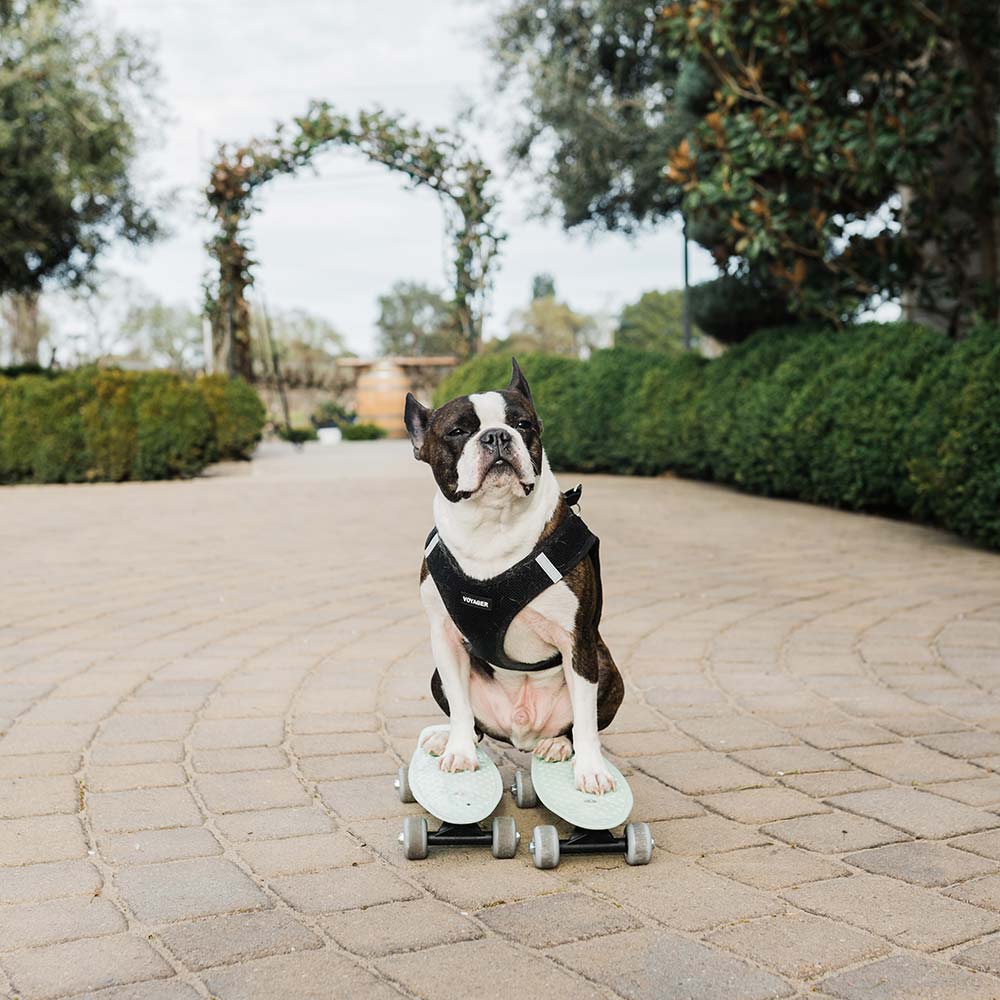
[406,360,624,793]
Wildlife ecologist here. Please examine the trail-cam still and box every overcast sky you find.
[93,0,717,356]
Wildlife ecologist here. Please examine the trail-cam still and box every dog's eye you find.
[447,426,467,437]
[516,420,533,431]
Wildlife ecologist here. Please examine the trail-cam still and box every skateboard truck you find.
[512,765,654,869]
[398,813,519,860]
[528,822,653,869]
[395,743,518,860]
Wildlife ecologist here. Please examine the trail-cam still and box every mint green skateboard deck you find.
[409,724,503,824]
[517,755,653,868]
[530,755,633,830]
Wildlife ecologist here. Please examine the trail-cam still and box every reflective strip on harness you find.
[535,551,562,583]
[424,533,440,557]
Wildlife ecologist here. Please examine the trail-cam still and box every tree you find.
[375,282,456,356]
[617,289,704,352]
[531,273,556,300]
[662,0,999,333]
[492,1,1000,338]
[251,307,349,388]
[206,103,502,379]
[1,292,50,365]
[121,301,204,372]
[0,0,159,296]
[489,283,600,357]
[490,1,688,232]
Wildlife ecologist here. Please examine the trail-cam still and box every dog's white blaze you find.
[469,391,507,427]
[454,391,536,496]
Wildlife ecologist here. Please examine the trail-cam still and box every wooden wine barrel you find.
[355,359,410,438]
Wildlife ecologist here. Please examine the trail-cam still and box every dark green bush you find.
[0,368,266,484]
[907,325,1000,547]
[197,375,266,460]
[436,323,1000,549]
[311,399,355,426]
[277,425,318,444]
[341,422,387,441]
[133,375,214,480]
[633,352,708,476]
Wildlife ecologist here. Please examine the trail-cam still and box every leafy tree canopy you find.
[487,282,601,357]
[491,0,688,232]
[491,0,999,335]
[617,289,703,352]
[531,273,556,300]
[663,0,999,331]
[121,300,203,373]
[375,281,456,357]
[0,0,159,296]
[251,306,349,387]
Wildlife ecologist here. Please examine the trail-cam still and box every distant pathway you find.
[2,441,1000,999]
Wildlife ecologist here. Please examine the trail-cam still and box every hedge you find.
[0,368,265,484]
[434,322,1000,550]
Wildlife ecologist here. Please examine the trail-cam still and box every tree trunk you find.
[2,291,47,364]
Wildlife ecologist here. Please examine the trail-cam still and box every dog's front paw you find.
[573,753,616,794]
[438,742,479,773]
[534,736,573,762]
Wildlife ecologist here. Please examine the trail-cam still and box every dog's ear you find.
[404,393,431,461]
[507,357,533,405]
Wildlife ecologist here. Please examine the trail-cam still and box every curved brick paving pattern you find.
[2,440,1000,999]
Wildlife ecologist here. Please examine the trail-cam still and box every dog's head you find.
[404,358,544,503]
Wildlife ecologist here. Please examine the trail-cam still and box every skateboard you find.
[511,755,653,869]
[395,724,518,860]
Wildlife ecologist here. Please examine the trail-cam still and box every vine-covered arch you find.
[205,101,503,380]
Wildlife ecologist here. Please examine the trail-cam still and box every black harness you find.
[424,488,600,672]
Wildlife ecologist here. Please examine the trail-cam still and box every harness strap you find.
[425,494,599,672]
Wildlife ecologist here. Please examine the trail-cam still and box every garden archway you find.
[205,101,503,380]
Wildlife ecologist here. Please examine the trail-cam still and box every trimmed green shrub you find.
[133,375,214,480]
[0,371,91,483]
[277,425,318,444]
[907,325,1000,547]
[633,352,708,476]
[341,422,387,441]
[436,323,1000,550]
[197,375,266,460]
[0,368,266,484]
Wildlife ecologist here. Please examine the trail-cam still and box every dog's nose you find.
[480,428,512,452]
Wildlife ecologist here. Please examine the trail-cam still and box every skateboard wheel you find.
[625,822,654,866]
[530,824,560,869]
[395,766,415,804]
[512,770,538,809]
[491,815,518,859]
[402,816,428,860]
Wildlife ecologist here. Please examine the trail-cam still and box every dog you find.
[404,358,624,794]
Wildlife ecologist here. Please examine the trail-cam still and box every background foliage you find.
[492,0,1000,339]
[617,289,702,352]
[206,102,503,378]
[0,369,264,483]
[663,0,999,333]
[0,0,159,297]
[375,281,455,357]
[436,323,1000,549]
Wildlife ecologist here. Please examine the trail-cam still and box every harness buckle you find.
[562,484,583,512]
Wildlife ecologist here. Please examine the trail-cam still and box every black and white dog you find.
[404,359,623,794]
